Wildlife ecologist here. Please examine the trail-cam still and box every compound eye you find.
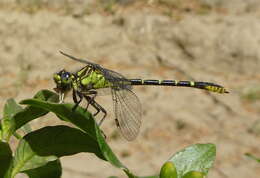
[61,72,70,79]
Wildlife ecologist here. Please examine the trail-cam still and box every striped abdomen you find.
[130,79,229,94]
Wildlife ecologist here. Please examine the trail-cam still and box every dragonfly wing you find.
[95,88,112,96]
[60,51,100,67]
[101,68,132,90]
[112,88,142,141]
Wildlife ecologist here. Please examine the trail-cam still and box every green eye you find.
[53,74,61,82]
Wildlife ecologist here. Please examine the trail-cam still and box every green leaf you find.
[24,125,103,158]
[32,89,59,102]
[1,90,59,141]
[1,99,23,141]
[20,98,97,139]
[11,140,57,177]
[245,153,260,163]
[168,143,216,178]
[20,92,136,177]
[23,159,62,178]
[14,90,59,131]
[10,125,104,177]
[3,99,23,118]
[0,141,13,178]
[160,161,177,178]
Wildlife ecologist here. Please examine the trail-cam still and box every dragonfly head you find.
[53,69,74,102]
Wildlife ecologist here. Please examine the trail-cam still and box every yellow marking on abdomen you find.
[205,86,227,93]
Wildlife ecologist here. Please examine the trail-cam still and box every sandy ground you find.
[1,1,260,178]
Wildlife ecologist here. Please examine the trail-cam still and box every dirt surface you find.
[1,1,260,178]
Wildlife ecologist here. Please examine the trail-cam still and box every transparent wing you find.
[101,68,132,90]
[112,88,142,141]
[95,88,112,96]
[60,51,132,90]
[60,51,99,67]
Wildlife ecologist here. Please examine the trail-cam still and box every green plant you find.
[241,85,260,102]
[0,90,216,178]
[245,153,260,163]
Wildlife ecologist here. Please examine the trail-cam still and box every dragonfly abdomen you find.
[130,79,228,94]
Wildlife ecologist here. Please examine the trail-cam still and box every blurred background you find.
[0,0,260,177]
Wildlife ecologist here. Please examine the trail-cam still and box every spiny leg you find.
[84,95,107,126]
[72,89,83,111]
[84,90,98,111]
[84,95,107,139]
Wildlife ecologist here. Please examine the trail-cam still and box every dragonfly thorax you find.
[76,67,111,91]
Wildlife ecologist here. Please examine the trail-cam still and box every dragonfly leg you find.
[85,90,98,111]
[72,90,83,111]
[84,95,107,126]
[83,95,107,139]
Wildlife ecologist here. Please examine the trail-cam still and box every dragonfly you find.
[53,51,229,141]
